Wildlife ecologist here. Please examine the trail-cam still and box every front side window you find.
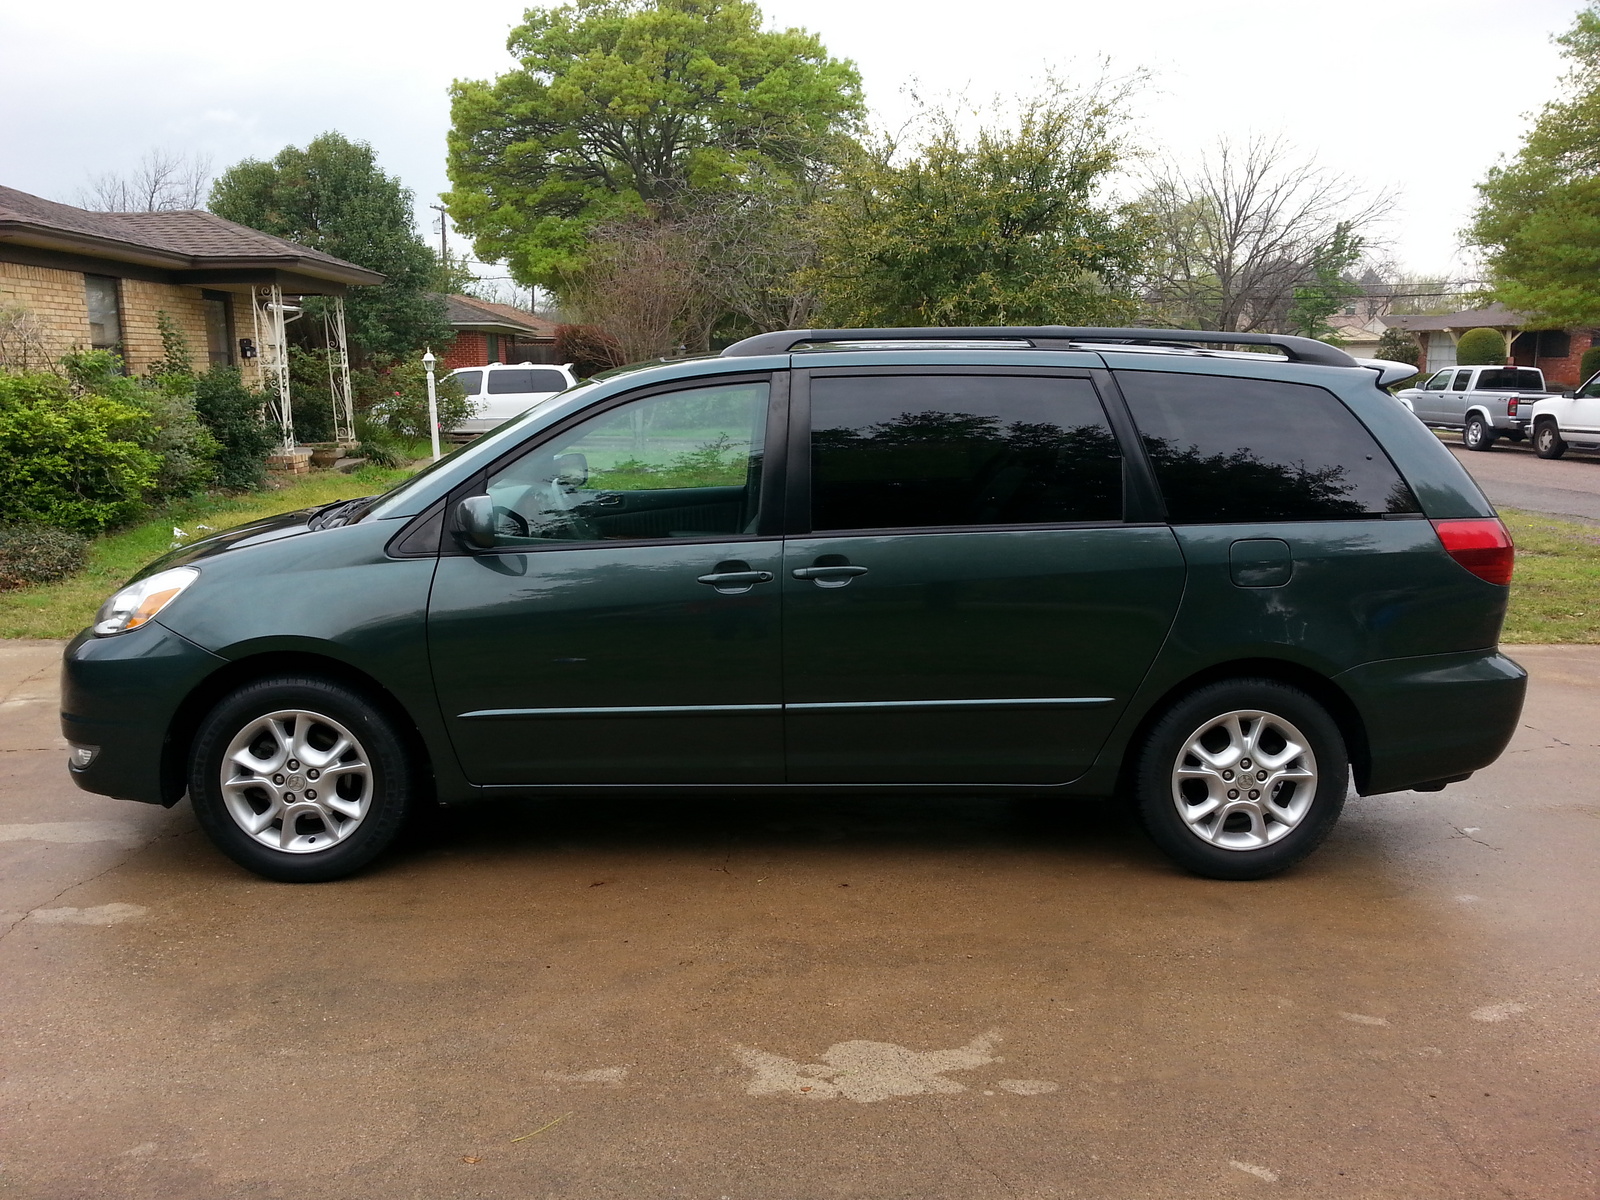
[481,380,768,545]
[1579,372,1600,399]
[1424,370,1451,391]
[808,374,1123,532]
[84,275,121,352]
[454,370,484,396]
[1118,371,1421,524]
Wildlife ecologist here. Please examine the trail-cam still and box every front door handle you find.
[697,562,775,594]
[792,564,869,589]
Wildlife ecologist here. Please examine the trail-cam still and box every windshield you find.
[1475,368,1544,391]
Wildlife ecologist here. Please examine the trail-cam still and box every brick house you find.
[438,293,561,370]
[0,184,381,381]
[1383,305,1594,387]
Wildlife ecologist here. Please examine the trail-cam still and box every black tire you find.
[1534,421,1568,460]
[1463,415,1496,451]
[1134,679,1348,881]
[188,676,414,882]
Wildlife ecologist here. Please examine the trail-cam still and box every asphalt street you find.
[1446,434,1600,521]
[1,638,1597,1200]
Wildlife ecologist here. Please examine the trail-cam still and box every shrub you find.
[1455,328,1508,366]
[555,324,624,378]
[193,367,276,491]
[1579,342,1600,383]
[64,350,218,500]
[0,524,89,590]
[0,370,160,533]
[1374,326,1420,368]
[364,356,471,442]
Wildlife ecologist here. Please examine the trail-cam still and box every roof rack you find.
[720,327,1357,368]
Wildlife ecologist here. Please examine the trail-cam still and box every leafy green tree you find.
[804,80,1150,327]
[1471,5,1600,323]
[1455,327,1508,366]
[210,133,449,360]
[444,0,864,289]
[1375,326,1421,367]
[1286,224,1365,340]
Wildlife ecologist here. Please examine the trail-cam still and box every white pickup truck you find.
[1527,371,1600,458]
[1394,364,1562,450]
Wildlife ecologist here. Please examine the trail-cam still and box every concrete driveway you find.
[1,639,1596,1199]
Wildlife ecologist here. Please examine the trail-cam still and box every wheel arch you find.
[160,651,436,808]
[1111,658,1371,798]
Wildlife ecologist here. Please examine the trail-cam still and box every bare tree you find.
[0,305,56,369]
[564,215,712,363]
[77,149,213,212]
[682,181,823,334]
[1140,137,1392,333]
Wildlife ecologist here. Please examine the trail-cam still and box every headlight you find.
[92,567,200,637]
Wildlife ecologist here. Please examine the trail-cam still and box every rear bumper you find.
[60,622,226,806]
[1335,649,1527,795]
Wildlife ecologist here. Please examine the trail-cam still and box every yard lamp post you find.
[422,349,441,462]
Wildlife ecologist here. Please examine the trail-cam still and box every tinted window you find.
[486,368,568,394]
[1579,373,1600,399]
[1118,372,1420,523]
[1475,368,1544,391]
[1453,369,1474,390]
[809,375,1122,531]
[483,381,768,545]
[454,370,483,395]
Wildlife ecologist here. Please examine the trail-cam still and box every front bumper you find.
[1335,648,1527,795]
[60,622,227,806]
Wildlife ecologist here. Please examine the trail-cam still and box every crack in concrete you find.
[0,830,169,944]
[1451,826,1501,851]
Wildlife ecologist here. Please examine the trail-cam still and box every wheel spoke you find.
[1170,707,1320,851]
[219,708,374,856]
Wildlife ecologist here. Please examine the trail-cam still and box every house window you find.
[486,333,501,363]
[1536,330,1571,359]
[202,291,234,367]
[84,275,122,352]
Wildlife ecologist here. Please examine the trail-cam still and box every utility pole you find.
[429,204,448,261]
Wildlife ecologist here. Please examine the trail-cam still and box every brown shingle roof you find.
[0,184,383,286]
[441,293,557,337]
[1382,305,1526,332]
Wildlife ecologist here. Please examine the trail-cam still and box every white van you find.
[449,362,578,437]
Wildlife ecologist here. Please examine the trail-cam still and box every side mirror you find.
[456,495,497,550]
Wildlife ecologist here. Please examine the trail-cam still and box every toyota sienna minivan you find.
[63,327,1526,883]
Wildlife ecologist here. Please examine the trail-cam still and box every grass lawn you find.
[1500,508,1600,643]
[0,466,409,640]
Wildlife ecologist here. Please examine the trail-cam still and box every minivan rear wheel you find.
[1134,680,1347,880]
[188,676,413,882]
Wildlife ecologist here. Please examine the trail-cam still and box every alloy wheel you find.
[1170,709,1319,851]
[219,709,373,853]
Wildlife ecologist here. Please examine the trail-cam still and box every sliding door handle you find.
[792,564,869,589]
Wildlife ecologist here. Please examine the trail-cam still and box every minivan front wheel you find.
[1135,680,1347,880]
[189,677,414,882]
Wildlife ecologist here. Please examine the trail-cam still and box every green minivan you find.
[62,328,1526,882]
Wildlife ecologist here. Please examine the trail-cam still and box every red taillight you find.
[1432,518,1515,585]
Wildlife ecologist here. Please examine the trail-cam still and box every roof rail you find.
[719,327,1357,368]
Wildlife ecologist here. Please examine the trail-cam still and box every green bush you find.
[0,524,89,590]
[193,367,276,491]
[1455,328,1508,366]
[365,357,471,442]
[1375,326,1421,368]
[0,371,160,533]
[1579,342,1600,384]
[64,350,217,500]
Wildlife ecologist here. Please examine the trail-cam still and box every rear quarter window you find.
[1116,371,1421,523]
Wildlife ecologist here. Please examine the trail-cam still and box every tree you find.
[1455,328,1508,366]
[444,0,864,290]
[1140,137,1391,333]
[209,133,449,361]
[803,77,1151,328]
[1471,4,1600,324]
[78,148,212,212]
[1375,326,1421,367]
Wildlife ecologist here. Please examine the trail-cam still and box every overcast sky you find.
[0,0,1583,281]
